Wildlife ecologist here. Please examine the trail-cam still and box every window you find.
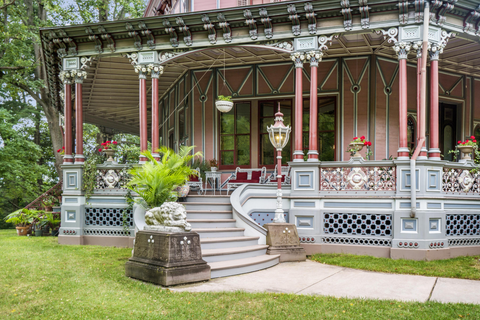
[220,102,251,168]
[259,100,292,167]
[302,97,336,161]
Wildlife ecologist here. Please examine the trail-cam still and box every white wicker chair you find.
[186,167,203,195]
[226,167,267,195]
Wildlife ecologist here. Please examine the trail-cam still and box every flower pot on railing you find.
[457,145,474,161]
[349,142,364,158]
[104,149,116,162]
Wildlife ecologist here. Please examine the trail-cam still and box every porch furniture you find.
[226,167,267,195]
[205,171,222,195]
[266,165,291,185]
[186,167,203,195]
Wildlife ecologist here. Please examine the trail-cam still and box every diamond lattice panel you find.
[323,213,392,237]
[445,214,480,236]
[85,208,133,227]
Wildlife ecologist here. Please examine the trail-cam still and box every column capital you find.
[59,71,74,84]
[306,50,323,67]
[290,52,306,68]
[429,50,440,61]
[74,70,88,84]
[394,42,411,60]
[150,65,164,79]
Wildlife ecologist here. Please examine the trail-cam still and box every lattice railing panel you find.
[323,213,393,237]
[321,236,391,247]
[83,229,133,237]
[321,167,396,191]
[442,168,480,194]
[95,168,129,190]
[445,214,480,236]
[85,208,133,227]
[448,238,480,246]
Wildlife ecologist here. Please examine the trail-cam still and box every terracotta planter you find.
[215,100,234,113]
[457,145,474,161]
[16,226,30,236]
[349,142,364,158]
[104,149,116,162]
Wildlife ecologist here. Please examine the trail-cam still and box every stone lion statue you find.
[144,202,192,232]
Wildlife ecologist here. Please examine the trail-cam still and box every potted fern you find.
[215,95,233,113]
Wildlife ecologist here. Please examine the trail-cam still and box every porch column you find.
[74,73,85,163]
[429,51,441,160]
[151,66,164,160]
[63,78,73,164]
[139,70,148,163]
[397,47,409,160]
[291,52,306,162]
[416,49,428,159]
[307,51,322,161]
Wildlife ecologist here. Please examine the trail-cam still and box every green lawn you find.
[1,229,479,320]
[310,253,480,280]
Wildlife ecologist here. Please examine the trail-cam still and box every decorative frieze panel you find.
[442,168,479,194]
[445,214,480,237]
[321,236,391,247]
[85,208,133,227]
[95,168,129,189]
[84,228,132,237]
[448,238,480,246]
[323,213,393,237]
[320,167,396,191]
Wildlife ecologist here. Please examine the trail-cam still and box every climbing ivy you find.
[82,152,105,202]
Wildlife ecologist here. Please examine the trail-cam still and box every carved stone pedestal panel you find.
[264,223,306,262]
[125,230,210,286]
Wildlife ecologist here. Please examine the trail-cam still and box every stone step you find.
[186,210,233,220]
[200,236,260,250]
[209,254,280,279]
[185,196,231,203]
[202,245,269,263]
[193,227,245,238]
[188,219,237,229]
[184,202,232,211]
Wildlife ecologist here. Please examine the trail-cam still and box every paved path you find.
[173,260,480,304]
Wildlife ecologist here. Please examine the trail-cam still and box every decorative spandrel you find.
[95,168,129,190]
[320,167,396,191]
[443,168,480,194]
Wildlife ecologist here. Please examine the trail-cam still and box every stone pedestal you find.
[125,230,210,286]
[264,223,306,262]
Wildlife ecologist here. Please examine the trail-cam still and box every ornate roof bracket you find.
[287,4,301,36]
[398,0,409,25]
[126,23,143,51]
[435,0,457,26]
[163,20,179,47]
[85,27,103,53]
[202,14,217,44]
[176,17,192,46]
[139,22,156,50]
[358,0,370,29]
[243,9,258,40]
[63,38,77,55]
[318,34,339,51]
[52,38,67,57]
[304,2,317,35]
[414,0,425,23]
[375,28,399,45]
[259,8,273,39]
[217,13,232,43]
[463,5,480,34]
[340,1,353,31]
[98,26,115,53]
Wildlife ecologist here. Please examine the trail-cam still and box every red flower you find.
[364,142,368,146]
[458,141,462,144]
[368,141,372,146]
[353,137,358,140]
[101,142,106,146]
[62,146,65,149]
[462,142,466,145]
[104,147,108,150]
[360,136,365,140]
[57,149,61,152]
[106,141,110,144]
[471,136,475,139]
[112,141,117,145]
[474,140,477,143]
[98,148,102,152]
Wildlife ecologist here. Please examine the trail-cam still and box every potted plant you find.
[45,212,61,236]
[209,159,218,172]
[56,146,65,158]
[347,136,373,159]
[127,146,202,230]
[215,95,233,113]
[33,212,48,237]
[451,136,478,161]
[42,196,55,212]
[99,140,119,162]
[4,208,35,236]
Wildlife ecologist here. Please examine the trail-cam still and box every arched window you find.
[407,115,416,153]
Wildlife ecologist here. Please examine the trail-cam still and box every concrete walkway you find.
[173,260,480,304]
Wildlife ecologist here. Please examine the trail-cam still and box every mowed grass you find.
[310,253,480,280]
[1,229,479,320]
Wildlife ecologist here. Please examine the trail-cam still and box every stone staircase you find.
[184,195,279,278]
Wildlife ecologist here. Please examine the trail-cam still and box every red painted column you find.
[292,54,304,161]
[74,77,84,163]
[416,51,427,159]
[139,73,148,163]
[151,66,163,160]
[429,51,441,160]
[64,81,73,164]
[308,52,320,161]
[397,51,409,160]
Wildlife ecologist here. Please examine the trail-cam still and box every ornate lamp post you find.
[267,102,291,223]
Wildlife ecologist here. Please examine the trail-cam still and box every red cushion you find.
[236,172,248,180]
[188,175,199,182]
[234,179,250,183]
[251,171,262,182]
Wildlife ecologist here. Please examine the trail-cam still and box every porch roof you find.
[39,0,480,134]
